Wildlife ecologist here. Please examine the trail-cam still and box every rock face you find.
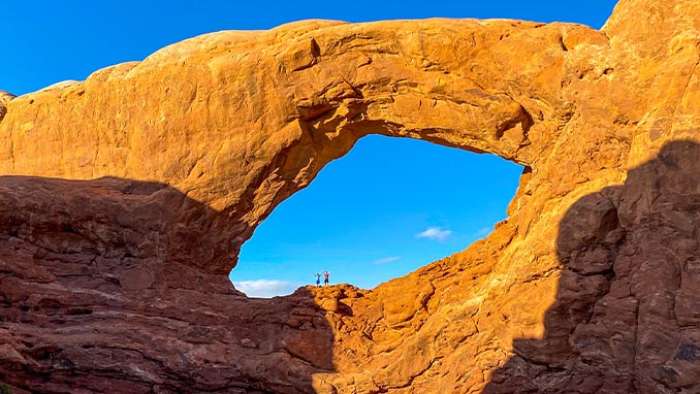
[1,0,700,392]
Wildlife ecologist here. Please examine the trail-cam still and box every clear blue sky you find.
[235,136,523,296]
[1,1,618,297]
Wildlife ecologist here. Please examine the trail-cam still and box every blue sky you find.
[1,1,618,297]
[234,136,522,296]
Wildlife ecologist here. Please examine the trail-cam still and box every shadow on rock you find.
[0,176,335,393]
[485,140,700,393]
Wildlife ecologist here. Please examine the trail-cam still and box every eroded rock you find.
[0,91,13,122]
[2,0,700,392]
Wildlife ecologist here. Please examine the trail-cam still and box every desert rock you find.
[1,0,700,393]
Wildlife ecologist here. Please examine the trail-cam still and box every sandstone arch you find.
[1,0,700,392]
[0,17,594,274]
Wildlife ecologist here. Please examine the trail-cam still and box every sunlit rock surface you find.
[2,0,700,392]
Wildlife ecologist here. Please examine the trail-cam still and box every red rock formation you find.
[1,0,700,392]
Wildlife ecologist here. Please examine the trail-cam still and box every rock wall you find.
[1,0,700,392]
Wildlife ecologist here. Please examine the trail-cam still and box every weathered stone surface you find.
[0,91,13,122]
[1,0,700,392]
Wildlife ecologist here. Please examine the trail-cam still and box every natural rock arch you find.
[1,0,700,392]
[0,17,586,274]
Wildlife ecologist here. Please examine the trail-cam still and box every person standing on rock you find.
[315,272,321,287]
[323,271,330,286]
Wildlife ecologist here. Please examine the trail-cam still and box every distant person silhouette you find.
[323,271,330,286]
[315,272,321,287]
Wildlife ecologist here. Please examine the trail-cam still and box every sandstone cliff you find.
[1,0,700,392]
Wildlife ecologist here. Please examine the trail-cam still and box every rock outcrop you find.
[1,0,700,392]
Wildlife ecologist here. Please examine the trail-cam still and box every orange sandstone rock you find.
[1,0,700,392]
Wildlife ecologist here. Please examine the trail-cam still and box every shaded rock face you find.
[1,0,700,392]
[486,140,700,393]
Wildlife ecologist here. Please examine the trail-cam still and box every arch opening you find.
[230,134,524,297]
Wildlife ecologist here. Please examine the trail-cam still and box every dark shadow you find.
[0,176,334,393]
[6,140,700,393]
[485,140,700,393]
